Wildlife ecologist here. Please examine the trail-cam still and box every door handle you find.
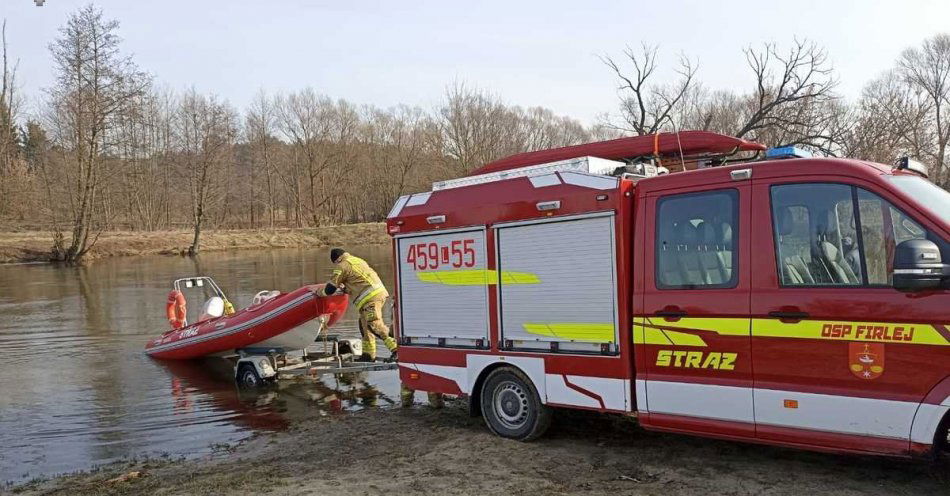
[655,307,687,320]
[768,311,810,322]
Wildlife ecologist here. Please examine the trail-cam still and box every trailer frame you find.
[233,335,397,388]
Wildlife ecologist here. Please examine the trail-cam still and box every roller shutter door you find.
[497,213,618,353]
[396,228,489,346]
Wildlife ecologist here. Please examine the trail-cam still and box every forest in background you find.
[1,5,949,261]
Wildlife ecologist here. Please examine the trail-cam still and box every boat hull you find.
[145,285,348,360]
[469,131,767,175]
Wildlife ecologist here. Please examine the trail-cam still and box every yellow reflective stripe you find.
[416,270,492,285]
[522,322,615,343]
[640,327,672,345]
[355,286,385,309]
[649,317,750,336]
[633,317,647,346]
[632,316,950,347]
[416,270,540,286]
[633,321,708,347]
[663,330,707,347]
[499,271,541,284]
[751,319,950,346]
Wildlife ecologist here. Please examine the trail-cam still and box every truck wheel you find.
[480,367,551,441]
[940,419,950,457]
[237,363,262,389]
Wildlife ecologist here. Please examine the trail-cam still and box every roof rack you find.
[432,156,625,191]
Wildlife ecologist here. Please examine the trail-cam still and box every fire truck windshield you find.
[887,175,950,225]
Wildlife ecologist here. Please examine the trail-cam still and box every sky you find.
[3,0,950,125]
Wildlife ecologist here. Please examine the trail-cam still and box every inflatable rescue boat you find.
[145,277,348,360]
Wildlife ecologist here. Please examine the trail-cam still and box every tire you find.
[237,363,263,389]
[479,367,552,441]
[937,417,950,459]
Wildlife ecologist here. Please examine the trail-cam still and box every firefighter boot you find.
[384,337,398,363]
[427,392,445,409]
[356,338,376,362]
[400,384,414,407]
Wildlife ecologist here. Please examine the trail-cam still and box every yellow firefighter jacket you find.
[329,253,389,309]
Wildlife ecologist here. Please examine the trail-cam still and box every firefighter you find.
[320,248,398,362]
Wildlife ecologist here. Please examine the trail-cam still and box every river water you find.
[0,245,399,485]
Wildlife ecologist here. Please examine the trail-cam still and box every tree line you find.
[0,6,948,262]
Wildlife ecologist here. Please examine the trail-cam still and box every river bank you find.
[8,401,949,496]
[0,223,389,264]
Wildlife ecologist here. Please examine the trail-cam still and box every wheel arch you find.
[910,374,950,456]
[468,359,546,417]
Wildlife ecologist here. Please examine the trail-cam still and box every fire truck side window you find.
[772,183,950,287]
[771,183,864,286]
[655,189,738,289]
[856,188,946,285]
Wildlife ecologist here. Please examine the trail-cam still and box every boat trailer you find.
[232,334,397,388]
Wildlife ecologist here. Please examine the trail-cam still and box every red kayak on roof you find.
[146,277,348,360]
[469,131,766,176]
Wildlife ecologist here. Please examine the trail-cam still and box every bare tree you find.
[513,106,591,152]
[732,40,842,152]
[601,44,697,135]
[603,40,844,155]
[0,19,34,223]
[898,34,950,186]
[0,19,20,174]
[678,88,745,133]
[840,72,928,162]
[45,5,149,262]
[176,90,237,255]
[276,88,335,226]
[435,83,515,173]
[114,89,174,231]
[435,83,590,174]
[245,89,279,228]
[354,105,439,219]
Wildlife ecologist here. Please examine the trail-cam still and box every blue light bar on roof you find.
[765,146,812,159]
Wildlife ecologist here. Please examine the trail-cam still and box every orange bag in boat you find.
[166,290,187,329]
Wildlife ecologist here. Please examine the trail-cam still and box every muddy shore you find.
[8,399,948,496]
[0,223,389,264]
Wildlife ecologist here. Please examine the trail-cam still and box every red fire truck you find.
[386,131,950,457]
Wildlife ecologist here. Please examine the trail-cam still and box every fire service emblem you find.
[849,342,884,380]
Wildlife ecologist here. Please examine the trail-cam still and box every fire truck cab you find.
[386,132,950,457]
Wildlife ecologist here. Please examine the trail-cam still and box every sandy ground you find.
[0,223,388,263]
[8,399,949,496]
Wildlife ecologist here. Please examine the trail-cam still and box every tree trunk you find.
[189,215,202,256]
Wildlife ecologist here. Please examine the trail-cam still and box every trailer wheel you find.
[480,367,551,441]
[237,363,263,389]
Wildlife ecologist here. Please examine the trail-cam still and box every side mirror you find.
[893,239,949,291]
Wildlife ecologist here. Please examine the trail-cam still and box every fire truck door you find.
[639,183,754,437]
[750,179,950,452]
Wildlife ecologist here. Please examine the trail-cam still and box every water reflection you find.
[159,358,399,429]
[0,245,396,485]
